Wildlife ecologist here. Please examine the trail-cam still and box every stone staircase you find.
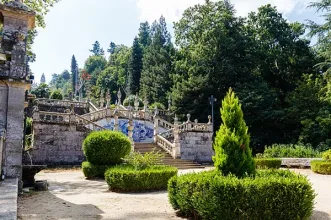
[134,143,204,169]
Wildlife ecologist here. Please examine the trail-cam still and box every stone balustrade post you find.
[207,115,213,132]
[33,108,40,122]
[114,114,119,131]
[186,114,192,131]
[153,116,159,143]
[69,111,76,124]
[173,115,181,159]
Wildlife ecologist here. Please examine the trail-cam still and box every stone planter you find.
[281,158,323,168]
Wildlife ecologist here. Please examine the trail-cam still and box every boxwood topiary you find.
[311,160,331,175]
[83,130,131,165]
[81,161,112,179]
[255,158,282,169]
[168,169,315,220]
[105,165,178,192]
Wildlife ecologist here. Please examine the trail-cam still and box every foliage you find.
[255,158,282,169]
[127,37,143,95]
[123,151,164,170]
[123,94,143,107]
[149,102,166,110]
[71,55,78,95]
[213,89,255,177]
[49,70,72,97]
[81,161,112,179]
[168,169,315,220]
[263,144,322,158]
[82,130,131,165]
[140,16,174,104]
[311,160,331,175]
[50,89,63,100]
[85,55,107,86]
[31,83,50,98]
[90,41,105,56]
[322,149,331,161]
[105,165,177,192]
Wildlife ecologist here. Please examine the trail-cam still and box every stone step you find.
[134,143,204,170]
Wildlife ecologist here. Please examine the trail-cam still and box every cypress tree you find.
[127,37,143,95]
[71,55,78,95]
[213,88,256,177]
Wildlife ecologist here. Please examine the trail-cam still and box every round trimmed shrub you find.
[105,165,178,192]
[83,130,131,165]
[311,160,331,175]
[82,161,112,179]
[322,149,331,161]
[168,170,315,220]
[255,158,282,169]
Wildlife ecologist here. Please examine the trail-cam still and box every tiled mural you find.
[96,119,165,143]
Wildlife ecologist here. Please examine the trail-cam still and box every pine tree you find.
[71,55,78,95]
[90,41,105,56]
[138,22,151,48]
[213,88,256,178]
[127,37,143,95]
[107,42,116,54]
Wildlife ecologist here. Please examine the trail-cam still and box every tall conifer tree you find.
[127,37,143,95]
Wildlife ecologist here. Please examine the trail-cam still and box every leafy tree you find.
[307,0,331,74]
[140,16,174,104]
[90,41,105,56]
[127,37,143,95]
[71,55,78,94]
[31,83,50,98]
[213,88,255,177]
[138,22,151,47]
[84,55,107,86]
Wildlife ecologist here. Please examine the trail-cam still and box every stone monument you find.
[0,0,35,186]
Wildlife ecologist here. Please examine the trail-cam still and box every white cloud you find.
[135,0,311,23]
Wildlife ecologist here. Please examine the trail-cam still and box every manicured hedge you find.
[83,130,131,165]
[311,160,331,175]
[322,149,331,161]
[82,161,112,179]
[168,170,315,220]
[263,144,321,158]
[255,158,282,169]
[105,165,178,192]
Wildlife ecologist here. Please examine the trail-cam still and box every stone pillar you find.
[153,116,159,143]
[128,113,134,150]
[173,115,180,159]
[114,114,119,131]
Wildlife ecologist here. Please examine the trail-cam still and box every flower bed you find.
[255,158,281,169]
[105,165,178,192]
[168,170,315,220]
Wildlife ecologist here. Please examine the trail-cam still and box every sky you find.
[30,0,324,83]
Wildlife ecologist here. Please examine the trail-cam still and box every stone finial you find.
[194,119,198,123]
[134,93,139,111]
[168,96,171,111]
[117,89,122,105]
[187,114,191,122]
[154,106,158,117]
[174,114,178,124]
[208,115,212,125]
[143,96,148,112]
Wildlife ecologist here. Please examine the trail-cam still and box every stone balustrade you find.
[155,135,174,156]
[36,98,89,109]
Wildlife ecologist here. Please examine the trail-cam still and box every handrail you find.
[36,98,89,108]
[159,128,174,140]
[155,134,174,157]
[88,102,99,112]
[75,115,106,131]
[158,118,174,130]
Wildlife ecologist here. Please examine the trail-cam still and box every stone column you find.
[153,116,159,143]
[114,114,119,131]
[173,115,180,159]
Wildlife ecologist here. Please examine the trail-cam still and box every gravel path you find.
[18,169,331,220]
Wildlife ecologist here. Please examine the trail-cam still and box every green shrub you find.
[322,149,331,161]
[81,161,112,179]
[123,151,164,170]
[168,170,315,220]
[105,165,177,192]
[50,89,63,100]
[123,95,143,107]
[149,102,166,110]
[311,160,331,175]
[255,158,282,169]
[213,88,255,177]
[83,130,131,165]
[263,144,321,158]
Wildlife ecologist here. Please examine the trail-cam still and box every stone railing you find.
[157,118,174,130]
[75,115,106,131]
[35,111,71,123]
[159,128,174,140]
[81,109,107,122]
[155,135,174,156]
[88,102,99,112]
[36,98,89,109]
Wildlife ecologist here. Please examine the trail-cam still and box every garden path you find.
[18,168,331,220]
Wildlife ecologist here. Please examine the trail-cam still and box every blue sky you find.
[30,0,324,83]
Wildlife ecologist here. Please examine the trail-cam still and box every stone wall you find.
[29,122,88,166]
[179,131,214,163]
